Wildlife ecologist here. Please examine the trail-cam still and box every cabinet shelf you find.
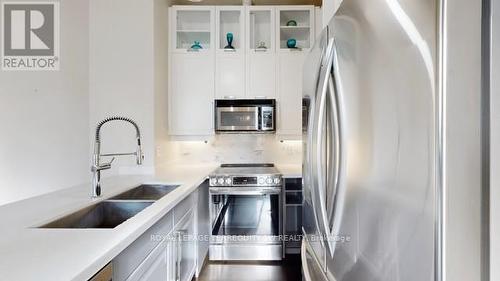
[280,26,310,29]
[177,30,211,33]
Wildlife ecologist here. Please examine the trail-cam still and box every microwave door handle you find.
[256,107,261,130]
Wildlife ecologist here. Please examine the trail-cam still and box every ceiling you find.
[171,0,322,7]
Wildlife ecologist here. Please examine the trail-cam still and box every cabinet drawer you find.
[113,211,173,281]
[174,193,194,225]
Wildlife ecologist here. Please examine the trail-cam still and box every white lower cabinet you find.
[195,181,210,276]
[141,247,169,281]
[172,209,196,281]
[113,187,207,281]
[126,238,171,281]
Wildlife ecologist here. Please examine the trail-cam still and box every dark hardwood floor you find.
[195,255,302,281]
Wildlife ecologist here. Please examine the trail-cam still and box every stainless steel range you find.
[209,164,283,261]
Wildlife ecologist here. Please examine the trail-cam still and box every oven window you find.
[220,112,256,127]
[212,194,280,236]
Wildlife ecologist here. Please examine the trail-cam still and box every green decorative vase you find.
[287,38,297,48]
[224,33,235,49]
[191,41,202,49]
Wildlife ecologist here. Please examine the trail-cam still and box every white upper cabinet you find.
[170,6,215,53]
[169,6,215,136]
[276,6,315,53]
[168,5,314,137]
[276,6,314,137]
[216,6,244,54]
[169,53,214,136]
[215,6,245,99]
[277,52,306,136]
[245,6,276,99]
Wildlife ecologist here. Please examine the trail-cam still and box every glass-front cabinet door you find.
[245,6,276,98]
[246,6,275,54]
[215,6,246,99]
[216,6,244,54]
[276,6,314,53]
[170,6,215,53]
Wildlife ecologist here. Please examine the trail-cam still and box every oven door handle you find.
[209,188,281,195]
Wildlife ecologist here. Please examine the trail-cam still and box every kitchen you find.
[0,0,495,280]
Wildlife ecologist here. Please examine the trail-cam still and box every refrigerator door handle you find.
[325,41,347,258]
[326,72,340,230]
[301,240,314,281]
[308,69,327,249]
[313,38,337,255]
[306,34,335,252]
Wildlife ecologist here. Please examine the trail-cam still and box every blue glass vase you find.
[287,38,297,48]
[191,41,202,49]
[224,33,234,49]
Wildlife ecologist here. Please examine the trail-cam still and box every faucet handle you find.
[103,157,115,167]
[94,157,114,171]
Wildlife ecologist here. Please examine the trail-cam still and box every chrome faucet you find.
[91,116,144,197]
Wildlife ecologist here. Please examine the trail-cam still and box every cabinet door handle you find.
[176,231,182,281]
[175,230,187,281]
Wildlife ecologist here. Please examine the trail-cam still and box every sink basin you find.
[110,184,179,201]
[39,201,153,229]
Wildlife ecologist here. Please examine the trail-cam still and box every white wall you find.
[89,0,157,175]
[154,0,172,165]
[0,0,90,206]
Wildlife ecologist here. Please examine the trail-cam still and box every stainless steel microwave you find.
[214,99,276,133]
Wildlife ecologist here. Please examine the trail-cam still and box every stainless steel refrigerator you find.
[302,0,439,280]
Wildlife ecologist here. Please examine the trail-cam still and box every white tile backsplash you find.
[160,134,302,165]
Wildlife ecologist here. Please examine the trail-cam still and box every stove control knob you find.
[273,177,281,185]
[210,177,217,186]
[218,178,225,185]
[225,177,232,185]
[266,177,273,184]
[258,177,265,185]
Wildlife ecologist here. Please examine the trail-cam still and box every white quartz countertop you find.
[0,162,301,281]
[0,163,217,281]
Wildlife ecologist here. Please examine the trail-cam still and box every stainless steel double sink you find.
[39,184,179,229]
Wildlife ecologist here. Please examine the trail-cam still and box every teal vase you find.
[224,33,234,49]
[287,38,297,48]
[191,41,202,49]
